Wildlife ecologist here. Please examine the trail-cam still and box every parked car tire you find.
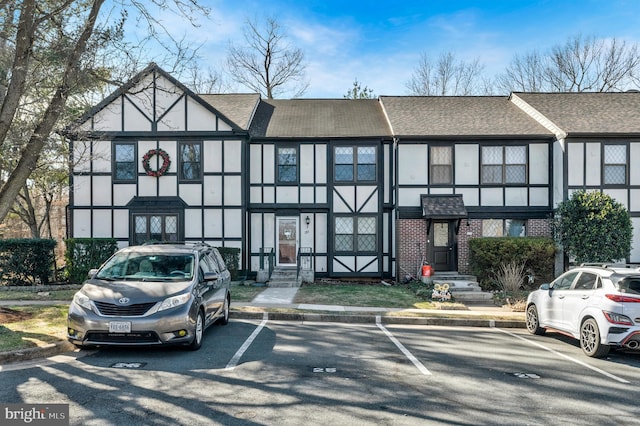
[217,294,230,326]
[188,310,205,351]
[525,304,546,336]
[580,318,610,358]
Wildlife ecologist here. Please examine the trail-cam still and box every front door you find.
[277,217,298,266]
[430,220,455,272]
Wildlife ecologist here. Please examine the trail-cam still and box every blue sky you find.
[142,0,640,97]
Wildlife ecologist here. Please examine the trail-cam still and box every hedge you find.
[64,238,118,284]
[469,237,556,291]
[0,239,57,286]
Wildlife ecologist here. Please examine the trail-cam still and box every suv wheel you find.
[188,310,204,351]
[580,318,609,358]
[217,294,230,326]
[526,305,546,335]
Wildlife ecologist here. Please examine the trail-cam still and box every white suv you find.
[526,264,640,357]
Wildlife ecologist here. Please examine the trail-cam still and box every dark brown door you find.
[430,220,455,272]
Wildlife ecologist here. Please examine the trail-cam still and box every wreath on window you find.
[142,148,171,177]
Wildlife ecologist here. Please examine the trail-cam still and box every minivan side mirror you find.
[203,271,219,282]
[88,268,99,278]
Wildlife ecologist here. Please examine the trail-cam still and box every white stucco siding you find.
[184,209,202,238]
[224,209,242,238]
[204,140,223,173]
[186,98,218,131]
[158,105,185,131]
[113,210,129,239]
[251,214,264,252]
[92,210,112,238]
[123,98,152,132]
[92,141,112,173]
[456,188,479,206]
[300,145,315,183]
[505,187,528,206]
[315,145,327,184]
[179,184,202,206]
[455,144,479,185]
[158,176,178,197]
[204,209,223,238]
[316,187,327,204]
[585,143,601,186]
[73,140,92,173]
[630,189,640,212]
[333,187,356,212]
[250,187,261,203]
[631,218,640,263]
[358,256,378,273]
[224,140,242,173]
[529,187,549,206]
[155,76,183,118]
[528,144,548,185]
[73,176,91,206]
[429,187,453,195]
[263,187,275,204]
[398,145,428,185]
[224,176,242,205]
[249,145,262,184]
[398,187,425,207]
[567,143,584,186]
[262,145,275,184]
[204,176,222,205]
[138,176,158,197]
[73,210,91,237]
[315,213,328,253]
[113,185,135,206]
[481,188,503,206]
[263,213,276,249]
[92,176,112,206]
[357,187,378,213]
[300,187,314,204]
[631,143,640,186]
[276,186,298,204]
[333,256,354,273]
[300,214,314,248]
[92,98,122,132]
[384,144,391,204]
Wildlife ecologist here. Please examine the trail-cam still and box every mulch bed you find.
[0,307,32,323]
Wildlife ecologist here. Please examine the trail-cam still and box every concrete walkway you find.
[250,287,299,304]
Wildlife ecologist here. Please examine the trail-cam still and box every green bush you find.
[64,238,118,284]
[0,239,57,286]
[469,237,555,291]
[217,247,240,280]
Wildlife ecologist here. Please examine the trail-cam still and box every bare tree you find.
[406,51,485,96]
[226,17,309,99]
[344,79,375,99]
[496,34,640,93]
[0,0,210,225]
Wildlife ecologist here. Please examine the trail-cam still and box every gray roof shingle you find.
[380,96,553,137]
[199,94,260,130]
[514,92,640,135]
[249,98,392,138]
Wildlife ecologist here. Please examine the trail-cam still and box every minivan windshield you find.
[96,252,195,281]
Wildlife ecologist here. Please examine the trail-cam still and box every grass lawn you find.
[0,289,77,301]
[0,305,69,353]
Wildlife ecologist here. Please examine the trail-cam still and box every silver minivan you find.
[67,243,231,350]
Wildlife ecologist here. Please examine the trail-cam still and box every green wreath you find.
[142,148,171,177]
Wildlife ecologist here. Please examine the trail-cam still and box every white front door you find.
[277,217,298,266]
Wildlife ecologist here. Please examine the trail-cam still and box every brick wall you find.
[396,219,428,280]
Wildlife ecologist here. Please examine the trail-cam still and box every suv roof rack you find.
[580,263,640,270]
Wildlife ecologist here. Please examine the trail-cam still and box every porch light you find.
[305,215,311,228]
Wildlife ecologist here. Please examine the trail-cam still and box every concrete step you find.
[268,268,302,288]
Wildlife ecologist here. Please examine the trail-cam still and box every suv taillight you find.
[605,294,640,303]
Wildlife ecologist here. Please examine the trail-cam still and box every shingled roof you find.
[380,96,553,138]
[421,194,468,218]
[512,92,640,135]
[249,98,392,138]
[199,94,260,130]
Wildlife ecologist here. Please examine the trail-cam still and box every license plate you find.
[109,321,131,333]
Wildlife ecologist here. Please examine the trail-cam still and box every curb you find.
[0,340,75,365]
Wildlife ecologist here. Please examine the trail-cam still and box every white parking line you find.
[225,313,268,371]
[495,328,630,384]
[376,316,432,376]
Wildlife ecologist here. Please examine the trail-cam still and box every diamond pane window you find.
[180,143,201,181]
[335,217,354,251]
[482,146,527,184]
[114,143,136,181]
[357,147,376,181]
[335,147,354,181]
[482,219,503,237]
[604,145,626,185]
[430,146,452,184]
[278,147,297,183]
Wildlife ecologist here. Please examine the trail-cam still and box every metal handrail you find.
[297,247,313,280]
[259,247,275,279]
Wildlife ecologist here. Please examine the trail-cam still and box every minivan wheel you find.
[526,304,546,335]
[188,310,204,351]
[580,318,609,358]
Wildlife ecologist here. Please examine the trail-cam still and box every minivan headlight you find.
[158,293,191,312]
[73,292,92,311]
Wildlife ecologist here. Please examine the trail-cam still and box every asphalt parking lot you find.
[2,317,640,425]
